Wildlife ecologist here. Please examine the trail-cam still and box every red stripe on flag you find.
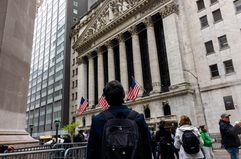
[99,95,109,109]
[78,97,88,114]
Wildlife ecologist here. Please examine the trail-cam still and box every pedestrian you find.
[170,123,179,159]
[0,145,14,153]
[73,130,85,142]
[155,121,175,159]
[150,127,157,159]
[63,134,72,143]
[219,113,241,159]
[199,125,215,159]
[87,80,152,159]
[174,115,204,159]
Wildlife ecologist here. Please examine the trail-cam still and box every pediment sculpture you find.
[73,0,145,50]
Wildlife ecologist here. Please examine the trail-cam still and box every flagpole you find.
[131,76,149,96]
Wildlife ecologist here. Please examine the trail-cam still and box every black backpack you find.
[101,110,140,159]
[182,130,200,154]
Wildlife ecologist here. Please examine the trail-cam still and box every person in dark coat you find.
[0,145,14,153]
[63,134,72,143]
[73,130,85,142]
[155,121,175,159]
[219,113,241,159]
[87,80,152,159]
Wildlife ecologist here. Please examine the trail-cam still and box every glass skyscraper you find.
[26,0,88,137]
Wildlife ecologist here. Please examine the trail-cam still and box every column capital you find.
[143,16,154,27]
[106,40,113,48]
[159,2,179,18]
[115,34,125,42]
[128,26,138,35]
[76,56,87,65]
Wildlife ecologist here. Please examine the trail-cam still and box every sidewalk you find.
[213,149,241,159]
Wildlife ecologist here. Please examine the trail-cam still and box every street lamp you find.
[54,119,60,143]
[184,69,208,128]
[29,124,34,137]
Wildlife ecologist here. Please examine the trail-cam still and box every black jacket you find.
[87,105,152,159]
[0,145,8,153]
[219,120,241,148]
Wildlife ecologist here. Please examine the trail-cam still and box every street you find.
[214,149,241,159]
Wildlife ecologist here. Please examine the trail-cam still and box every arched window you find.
[163,104,171,116]
[144,107,151,119]
[82,117,86,127]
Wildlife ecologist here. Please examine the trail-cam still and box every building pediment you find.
[73,0,157,52]
[73,0,178,53]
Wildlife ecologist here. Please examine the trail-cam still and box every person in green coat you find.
[199,125,215,159]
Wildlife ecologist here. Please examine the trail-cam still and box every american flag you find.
[78,97,88,114]
[127,79,140,100]
[98,94,109,109]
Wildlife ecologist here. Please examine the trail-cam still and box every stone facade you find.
[70,0,241,134]
[0,0,37,144]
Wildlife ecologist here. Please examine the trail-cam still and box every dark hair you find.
[159,120,165,129]
[103,80,125,106]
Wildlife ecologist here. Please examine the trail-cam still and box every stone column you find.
[145,17,161,93]
[130,26,143,96]
[107,41,115,81]
[78,57,88,100]
[88,56,95,107]
[118,35,129,92]
[0,0,38,144]
[162,13,185,86]
[97,48,104,98]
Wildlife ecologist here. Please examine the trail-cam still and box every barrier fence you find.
[52,142,88,150]
[5,145,52,153]
[0,145,88,159]
[0,148,65,159]
[63,146,87,159]
[0,142,88,159]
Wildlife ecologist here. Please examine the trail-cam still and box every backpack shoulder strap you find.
[127,110,139,120]
[102,110,115,120]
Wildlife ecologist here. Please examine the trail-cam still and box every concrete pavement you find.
[213,149,241,159]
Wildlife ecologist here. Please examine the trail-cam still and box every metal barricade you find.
[0,148,65,159]
[6,145,52,153]
[52,142,87,150]
[64,146,87,159]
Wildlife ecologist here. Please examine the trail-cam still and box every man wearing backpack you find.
[87,80,152,159]
[174,115,204,159]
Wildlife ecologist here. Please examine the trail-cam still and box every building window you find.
[212,9,223,23]
[72,70,75,77]
[205,40,215,54]
[223,96,235,110]
[200,15,209,28]
[73,9,78,14]
[224,59,235,74]
[73,58,75,65]
[75,92,78,100]
[72,81,75,88]
[75,80,78,87]
[218,35,229,49]
[144,107,150,119]
[72,93,74,101]
[196,0,205,11]
[234,0,241,13]
[73,1,78,7]
[209,64,219,78]
[76,68,78,75]
[210,0,218,5]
